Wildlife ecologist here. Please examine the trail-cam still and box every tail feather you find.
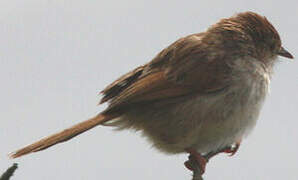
[10,113,115,158]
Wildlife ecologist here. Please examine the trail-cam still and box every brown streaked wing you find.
[106,71,192,109]
[100,65,145,104]
[101,33,231,113]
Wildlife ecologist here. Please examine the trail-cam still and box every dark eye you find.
[268,41,278,52]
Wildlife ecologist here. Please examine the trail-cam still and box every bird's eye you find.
[269,42,277,52]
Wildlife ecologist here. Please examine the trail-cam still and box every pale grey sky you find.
[1,0,297,179]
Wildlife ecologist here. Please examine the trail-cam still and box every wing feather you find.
[100,33,231,113]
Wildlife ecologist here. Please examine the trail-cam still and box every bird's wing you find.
[100,33,231,113]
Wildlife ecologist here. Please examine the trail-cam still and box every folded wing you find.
[101,33,231,114]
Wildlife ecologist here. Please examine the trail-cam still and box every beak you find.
[277,46,294,59]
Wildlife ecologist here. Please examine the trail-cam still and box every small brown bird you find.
[10,12,293,175]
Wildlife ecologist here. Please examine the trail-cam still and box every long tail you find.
[10,113,116,158]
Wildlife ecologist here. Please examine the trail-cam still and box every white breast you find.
[192,58,272,153]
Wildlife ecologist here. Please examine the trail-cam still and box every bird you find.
[10,11,293,175]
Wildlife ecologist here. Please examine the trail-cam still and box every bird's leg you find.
[184,148,207,175]
[204,141,241,161]
[184,141,241,175]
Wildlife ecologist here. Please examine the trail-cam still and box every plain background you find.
[1,1,297,179]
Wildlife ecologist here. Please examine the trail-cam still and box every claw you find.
[222,141,240,156]
[204,141,242,160]
[184,141,241,175]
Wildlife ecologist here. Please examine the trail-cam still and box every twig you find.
[0,163,18,180]
[186,155,204,180]
[191,162,204,180]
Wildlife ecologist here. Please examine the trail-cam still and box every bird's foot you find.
[221,141,240,156]
[184,148,207,175]
[184,141,241,175]
[204,141,241,160]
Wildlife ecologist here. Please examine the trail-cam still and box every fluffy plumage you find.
[11,12,293,159]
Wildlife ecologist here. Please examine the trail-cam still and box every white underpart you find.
[105,57,274,154]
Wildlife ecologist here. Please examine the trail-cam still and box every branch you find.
[187,158,204,180]
[0,163,18,180]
